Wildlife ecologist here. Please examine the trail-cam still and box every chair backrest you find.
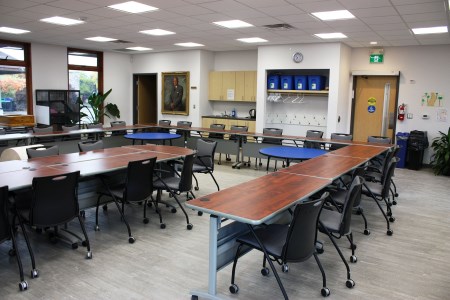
[158,120,171,133]
[368,136,392,144]
[33,126,53,134]
[330,133,353,150]
[78,140,104,152]
[0,128,6,135]
[283,193,327,262]
[62,125,79,132]
[208,123,225,139]
[339,176,364,235]
[229,125,248,142]
[124,157,156,203]
[26,145,59,158]
[262,128,283,145]
[30,171,80,227]
[176,121,192,136]
[304,130,324,149]
[178,154,195,192]
[110,121,126,127]
[194,139,217,170]
[87,123,103,129]
[0,186,10,243]
[381,157,399,198]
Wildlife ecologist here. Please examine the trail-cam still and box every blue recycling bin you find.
[396,132,409,168]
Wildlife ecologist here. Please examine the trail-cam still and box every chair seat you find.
[329,189,347,205]
[192,164,211,172]
[236,224,288,258]
[319,209,342,233]
[362,181,383,196]
[98,185,124,200]
[153,177,181,191]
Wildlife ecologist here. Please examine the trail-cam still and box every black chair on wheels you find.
[153,154,195,229]
[229,193,330,299]
[228,125,248,169]
[208,123,225,164]
[97,158,157,243]
[61,125,80,141]
[78,140,104,152]
[32,126,55,144]
[110,121,127,136]
[26,145,59,159]
[304,130,324,149]
[1,185,37,291]
[13,171,92,259]
[192,139,219,192]
[261,128,283,170]
[157,120,171,133]
[329,133,353,151]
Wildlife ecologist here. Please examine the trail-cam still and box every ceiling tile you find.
[351,6,399,18]
[395,2,445,14]
[338,0,393,9]
[46,0,99,11]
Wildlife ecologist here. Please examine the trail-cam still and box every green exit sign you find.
[370,54,384,63]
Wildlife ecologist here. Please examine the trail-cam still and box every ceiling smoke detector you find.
[262,23,295,31]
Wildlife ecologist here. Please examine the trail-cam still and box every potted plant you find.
[430,127,450,176]
[77,88,120,124]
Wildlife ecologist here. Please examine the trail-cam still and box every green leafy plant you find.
[430,127,450,176]
[77,88,120,124]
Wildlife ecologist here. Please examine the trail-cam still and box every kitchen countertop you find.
[202,115,256,121]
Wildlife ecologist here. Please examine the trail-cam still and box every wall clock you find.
[292,52,303,63]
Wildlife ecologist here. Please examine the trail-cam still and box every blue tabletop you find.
[124,133,181,140]
[259,146,327,160]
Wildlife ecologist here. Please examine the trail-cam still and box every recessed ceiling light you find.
[311,10,355,21]
[314,32,347,39]
[370,41,378,45]
[108,1,158,14]
[213,20,254,29]
[140,29,175,36]
[0,27,30,34]
[40,16,84,26]
[175,42,204,47]
[85,36,118,42]
[126,46,153,51]
[412,26,448,35]
[237,37,268,43]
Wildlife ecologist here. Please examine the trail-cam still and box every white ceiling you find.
[1,0,449,53]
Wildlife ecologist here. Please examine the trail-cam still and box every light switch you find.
[407,113,413,119]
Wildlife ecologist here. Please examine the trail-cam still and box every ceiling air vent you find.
[113,48,136,53]
[110,40,133,44]
[262,23,295,31]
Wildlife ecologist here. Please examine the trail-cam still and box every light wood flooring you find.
[1,160,450,300]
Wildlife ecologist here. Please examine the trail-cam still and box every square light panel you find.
[40,16,84,26]
[140,29,175,36]
[0,27,30,34]
[126,46,153,51]
[237,37,268,43]
[85,36,118,42]
[314,32,347,39]
[311,10,355,21]
[108,1,158,13]
[213,20,254,29]
[175,42,204,47]
[412,26,448,35]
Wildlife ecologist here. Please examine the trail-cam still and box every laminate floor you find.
[1,160,450,300]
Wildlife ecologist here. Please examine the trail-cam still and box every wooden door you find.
[137,75,157,124]
[352,76,398,142]
[208,72,223,100]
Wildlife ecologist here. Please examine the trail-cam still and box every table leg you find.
[266,156,271,172]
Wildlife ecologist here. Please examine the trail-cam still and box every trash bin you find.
[395,132,409,168]
[406,130,429,170]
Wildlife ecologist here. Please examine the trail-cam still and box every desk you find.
[329,144,389,159]
[259,146,327,171]
[123,132,181,145]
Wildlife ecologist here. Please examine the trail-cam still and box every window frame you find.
[67,48,103,94]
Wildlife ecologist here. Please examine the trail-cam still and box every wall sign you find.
[368,105,376,113]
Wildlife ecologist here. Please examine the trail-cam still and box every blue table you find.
[124,132,181,145]
[259,146,327,171]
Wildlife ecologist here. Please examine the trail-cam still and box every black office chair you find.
[1,185,37,291]
[78,140,104,152]
[0,128,8,147]
[13,171,92,259]
[318,177,363,289]
[26,145,59,159]
[192,139,219,191]
[362,157,399,236]
[153,154,195,230]
[229,193,330,298]
[304,130,324,149]
[61,125,80,141]
[157,120,171,133]
[208,123,225,164]
[86,123,103,140]
[228,125,248,168]
[368,135,392,144]
[329,133,352,151]
[175,121,192,146]
[97,158,157,243]
[32,126,55,143]
[261,128,283,171]
[110,121,127,136]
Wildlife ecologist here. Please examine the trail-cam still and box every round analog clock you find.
[292,52,303,63]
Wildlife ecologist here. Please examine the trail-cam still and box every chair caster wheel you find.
[218,161,221,165]
[31,269,39,278]
[346,279,355,288]
[364,229,370,235]
[19,280,28,291]
[389,217,395,222]
[394,193,399,197]
[197,211,203,216]
[95,225,100,231]
[147,202,153,207]
[102,204,108,211]
[321,287,330,297]
[80,210,86,218]
[82,240,87,247]
[160,223,166,229]
[387,229,393,236]
[226,158,231,162]
[237,166,240,169]
[143,218,149,224]
[171,208,177,213]
[350,255,357,263]
[259,163,262,166]
[232,165,236,169]
[387,202,392,207]
[387,211,392,216]
[128,236,135,244]
[86,251,93,259]
[261,267,270,276]
[229,284,239,294]
[71,243,78,249]
[191,296,199,300]
[194,186,199,191]
[8,249,16,256]
[393,200,397,205]
[351,244,357,250]
[35,228,43,234]
[187,223,193,230]
[281,264,289,273]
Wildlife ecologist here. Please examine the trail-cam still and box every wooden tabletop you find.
[328,144,389,159]
[123,144,196,156]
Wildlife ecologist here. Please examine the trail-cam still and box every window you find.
[0,40,32,115]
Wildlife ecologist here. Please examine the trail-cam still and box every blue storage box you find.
[280,75,293,90]
[267,75,280,90]
[308,75,325,90]
[294,76,308,90]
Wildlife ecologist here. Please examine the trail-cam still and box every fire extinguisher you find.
[398,103,406,121]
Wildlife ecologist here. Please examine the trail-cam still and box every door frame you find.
[350,72,401,141]
[132,73,157,125]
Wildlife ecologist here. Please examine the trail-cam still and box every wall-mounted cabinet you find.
[209,71,256,102]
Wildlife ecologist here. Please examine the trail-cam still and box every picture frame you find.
[161,72,189,115]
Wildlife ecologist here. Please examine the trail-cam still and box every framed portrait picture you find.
[161,72,189,115]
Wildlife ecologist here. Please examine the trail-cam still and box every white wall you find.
[213,50,257,70]
[351,45,450,163]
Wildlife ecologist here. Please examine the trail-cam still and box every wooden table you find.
[123,132,181,145]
